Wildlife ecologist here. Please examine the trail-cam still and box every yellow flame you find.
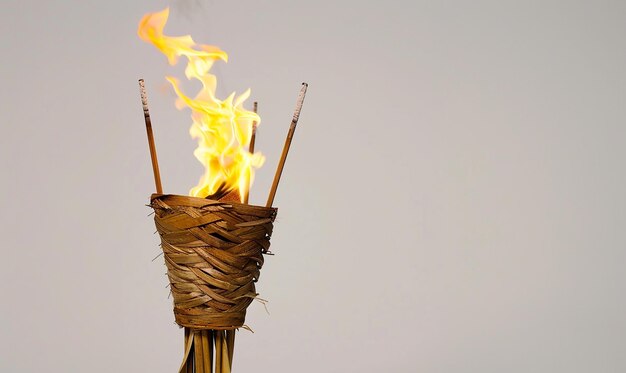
[138,8,263,201]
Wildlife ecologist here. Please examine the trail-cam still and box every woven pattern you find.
[150,194,277,330]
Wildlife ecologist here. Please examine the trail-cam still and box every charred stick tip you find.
[138,79,149,113]
[291,83,308,124]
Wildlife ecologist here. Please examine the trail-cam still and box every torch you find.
[138,8,308,373]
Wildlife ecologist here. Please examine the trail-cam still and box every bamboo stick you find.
[194,332,205,373]
[214,331,223,372]
[266,83,308,207]
[208,330,215,373]
[201,331,212,373]
[138,79,163,194]
[185,331,194,373]
[220,331,231,373]
[225,330,235,368]
[244,101,258,205]
[180,329,194,373]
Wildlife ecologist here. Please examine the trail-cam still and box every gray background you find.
[1,0,625,372]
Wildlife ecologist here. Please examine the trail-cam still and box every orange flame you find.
[138,8,263,201]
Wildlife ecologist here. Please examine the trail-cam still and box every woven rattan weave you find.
[150,194,277,330]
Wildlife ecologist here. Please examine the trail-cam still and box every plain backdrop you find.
[1,0,625,372]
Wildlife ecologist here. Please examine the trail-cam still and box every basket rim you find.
[150,193,277,212]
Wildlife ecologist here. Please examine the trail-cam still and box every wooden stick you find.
[180,328,194,373]
[208,330,214,373]
[201,330,213,373]
[244,101,258,205]
[220,331,231,373]
[214,331,223,373]
[139,79,163,194]
[194,331,205,373]
[184,330,194,373]
[225,329,235,369]
[266,83,308,207]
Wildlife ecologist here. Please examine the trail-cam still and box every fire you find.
[138,8,263,201]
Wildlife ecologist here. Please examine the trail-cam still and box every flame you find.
[138,8,263,201]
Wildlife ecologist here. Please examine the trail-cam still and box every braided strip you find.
[150,194,277,330]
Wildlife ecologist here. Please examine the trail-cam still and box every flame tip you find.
[138,7,262,199]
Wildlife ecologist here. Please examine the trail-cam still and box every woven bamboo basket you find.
[150,194,277,330]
